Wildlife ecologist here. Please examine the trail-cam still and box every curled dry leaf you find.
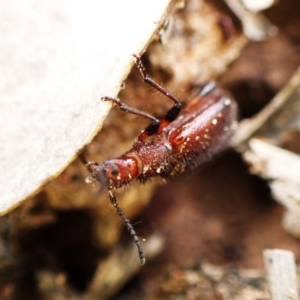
[0,0,176,215]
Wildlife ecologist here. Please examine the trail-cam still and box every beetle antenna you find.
[79,154,99,173]
[79,153,89,166]
[108,190,146,265]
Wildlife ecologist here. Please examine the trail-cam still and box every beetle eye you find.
[111,164,119,175]
[104,161,119,175]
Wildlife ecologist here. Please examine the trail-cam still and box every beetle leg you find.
[133,55,182,136]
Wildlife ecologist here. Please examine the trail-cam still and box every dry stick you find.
[263,249,299,300]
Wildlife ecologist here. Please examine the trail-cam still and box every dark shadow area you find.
[12,210,104,299]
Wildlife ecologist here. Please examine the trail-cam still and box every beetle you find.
[80,54,238,264]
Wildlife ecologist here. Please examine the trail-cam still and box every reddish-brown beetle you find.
[80,55,238,264]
